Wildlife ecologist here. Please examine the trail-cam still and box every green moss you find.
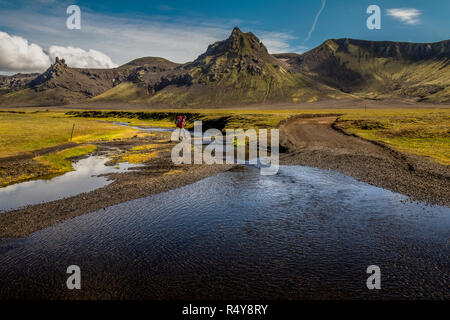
[91,82,145,101]
[338,110,450,165]
[35,144,98,174]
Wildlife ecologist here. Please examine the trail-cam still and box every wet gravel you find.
[279,116,450,207]
[0,132,233,238]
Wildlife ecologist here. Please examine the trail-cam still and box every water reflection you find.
[0,156,141,212]
[0,166,448,299]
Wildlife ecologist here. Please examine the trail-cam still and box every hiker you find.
[175,115,187,140]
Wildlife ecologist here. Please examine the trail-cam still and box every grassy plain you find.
[64,107,450,164]
[337,109,450,165]
[0,110,137,158]
[0,107,448,185]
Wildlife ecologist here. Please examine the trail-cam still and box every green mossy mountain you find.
[275,38,450,103]
[0,28,448,107]
[137,27,346,106]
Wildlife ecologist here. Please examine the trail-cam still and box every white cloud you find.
[259,32,297,53]
[0,30,118,73]
[48,46,117,68]
[386,8,422,25]
[0,31,51,72]
[0,9,298,68]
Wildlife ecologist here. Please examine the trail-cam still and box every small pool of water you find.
[0,156,141,212]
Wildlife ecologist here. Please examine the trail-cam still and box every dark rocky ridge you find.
[0,28,448,106]
[0,73,39,94]
[275,39,450,102]
[141,27,287,95]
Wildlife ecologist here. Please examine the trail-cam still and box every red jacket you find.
[175,116,186,128]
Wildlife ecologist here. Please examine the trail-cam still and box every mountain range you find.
[0,27,449,107]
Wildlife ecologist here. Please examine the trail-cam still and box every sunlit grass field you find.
[97,107,448,164]
[1,107,449,166]
[337,109,450,165]
[0,111,137,158]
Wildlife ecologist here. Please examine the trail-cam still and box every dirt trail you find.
[279,116,450,206]
[280,116,387,155]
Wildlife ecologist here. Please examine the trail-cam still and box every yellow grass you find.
[337,109,450,165]
[1,107,448,166]
[0,144,97,187]
[0,173,40,188]
[35,144,97,174]
[0,111,137,158]
[132,144,159,151]
[114,151,159,164]
[91,82,144,101]
[164,169,183,175]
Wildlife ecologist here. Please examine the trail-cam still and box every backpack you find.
[175,116,183,128]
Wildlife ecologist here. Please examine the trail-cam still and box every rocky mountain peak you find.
[201,27,270,59]
[2,29,448,107]
[50,57,68,74]
[230,26,243,37]
[29,57,70,89]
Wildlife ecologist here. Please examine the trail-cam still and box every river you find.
[0,165,448,299]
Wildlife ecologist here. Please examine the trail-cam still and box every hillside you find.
[93,27,347,106]
[275,38,450,103]
[0,28,448,107]
[0,57,178,107]
[0,73,39,95]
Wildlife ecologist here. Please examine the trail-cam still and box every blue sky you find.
[0,0,449,73]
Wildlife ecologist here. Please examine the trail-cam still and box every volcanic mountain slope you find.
[0,56,179,107]
[274,38,450,103]
[0,28,448,107]
[94,27,347,106]
[0,73,39,95]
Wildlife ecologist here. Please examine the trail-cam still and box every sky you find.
[0,0,449,74]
